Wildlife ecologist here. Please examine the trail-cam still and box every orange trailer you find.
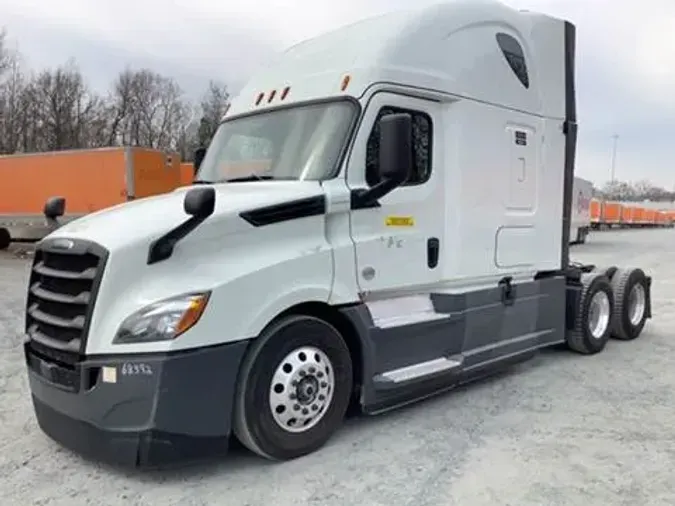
[180,162,195,186]
[655,211,666,227]
[602,202,622,226]
[0,147,182,248]
[620,206,635,227]
[643,209,657,226]
[633,207,647,226]
[590,199,602,228]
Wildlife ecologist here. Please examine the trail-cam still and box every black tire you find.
[0,228,10,250]
[566,272,614,355]
[609,268,649,340]
[233,314,353,461]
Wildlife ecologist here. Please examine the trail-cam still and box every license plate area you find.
[25,342,81,393]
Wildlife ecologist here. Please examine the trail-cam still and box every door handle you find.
[427,237,440,269]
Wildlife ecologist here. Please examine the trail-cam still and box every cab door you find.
[346,91,445,297]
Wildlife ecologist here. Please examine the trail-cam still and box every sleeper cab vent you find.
[496,32,530,89]
[239,195,326,227]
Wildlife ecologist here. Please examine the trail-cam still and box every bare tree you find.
[600,179,675,202]
[0,29,8,75]
[198,80,229,145]
[176,81,230,160]
[0,29,232,158]
[26,60,103,150]
[110,68,189,151]
[0,50,28,153]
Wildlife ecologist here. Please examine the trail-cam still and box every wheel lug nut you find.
[302,408,309,415]
[319,394,325,401]
[311,404,318,411]
[320,382,327,388]
[289,393,296,400]
[309,367,316,374]
[291,380,298,387]
[317,372,324,378]
[299,370,307,377]
[294,404,300,411]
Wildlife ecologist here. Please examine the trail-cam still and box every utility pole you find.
[610,134,619,183]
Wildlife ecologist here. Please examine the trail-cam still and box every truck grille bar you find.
[25,238,108,366]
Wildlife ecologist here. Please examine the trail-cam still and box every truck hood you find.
[46,181,325,250]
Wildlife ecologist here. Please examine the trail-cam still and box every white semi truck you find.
[23,0,652,467]
[570,176,593,244]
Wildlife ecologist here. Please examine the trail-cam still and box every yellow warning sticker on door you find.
[385,216,415,227]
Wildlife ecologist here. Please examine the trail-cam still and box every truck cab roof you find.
[228,0,567,120]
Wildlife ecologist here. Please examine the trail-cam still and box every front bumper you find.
[24,339,250,468]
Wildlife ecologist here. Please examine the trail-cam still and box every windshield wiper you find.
[224,174,276,183]
[192,180,212,185]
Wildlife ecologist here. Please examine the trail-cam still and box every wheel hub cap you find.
[588,290,611,339]
[628,284,646,326]
[269,346,334,433]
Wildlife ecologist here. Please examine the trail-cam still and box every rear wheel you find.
[566,272,614,355]
[0,228,10,250]
[233,314,353,461]
[609,268,649,340]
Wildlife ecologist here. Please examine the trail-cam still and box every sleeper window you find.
[365,107,432,187]
[496,32,530,89]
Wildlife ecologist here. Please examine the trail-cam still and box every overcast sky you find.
[1,0,674,189]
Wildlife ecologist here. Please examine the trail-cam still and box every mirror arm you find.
[351,177,400,208]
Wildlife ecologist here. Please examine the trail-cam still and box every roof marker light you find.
[281,86,290,100]
[255,92,264,105]
[268,89,277,103]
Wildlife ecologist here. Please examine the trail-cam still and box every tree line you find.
[0,29,230,161]
[594,180,675,203]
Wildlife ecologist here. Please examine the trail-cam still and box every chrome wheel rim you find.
[628,283,646,326]
[588,290,611,339]
[269,346,334,433]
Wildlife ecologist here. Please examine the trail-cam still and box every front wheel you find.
[233,314,353,461]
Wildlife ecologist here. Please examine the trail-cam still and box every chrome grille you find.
[25,238,108,365]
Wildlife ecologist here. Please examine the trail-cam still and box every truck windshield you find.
[196,100,357,183]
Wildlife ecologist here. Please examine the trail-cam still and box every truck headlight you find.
[113,292,210,344]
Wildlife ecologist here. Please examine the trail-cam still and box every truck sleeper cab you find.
[23,0,652,467]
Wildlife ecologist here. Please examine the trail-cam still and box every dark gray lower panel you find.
[24,339,250,467]
[340,276,567,414]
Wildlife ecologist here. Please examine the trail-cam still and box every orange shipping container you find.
[602,202,622,224]
[590,199,602,224]
[0,147,181,215]
[620,206,634,225]
[632,207,645,224]
[180,162,194,186]
[656,211,667,226]
[644,209,657,225]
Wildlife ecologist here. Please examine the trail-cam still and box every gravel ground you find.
[1,229,675,506]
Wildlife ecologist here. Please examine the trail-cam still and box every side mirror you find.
[378,113,413,184]
[184,186,215,219]
[194,147,207,173]
[44,196,66,220]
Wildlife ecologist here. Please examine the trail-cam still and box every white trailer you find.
[23,0,653,468]
[570,176,593,244]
